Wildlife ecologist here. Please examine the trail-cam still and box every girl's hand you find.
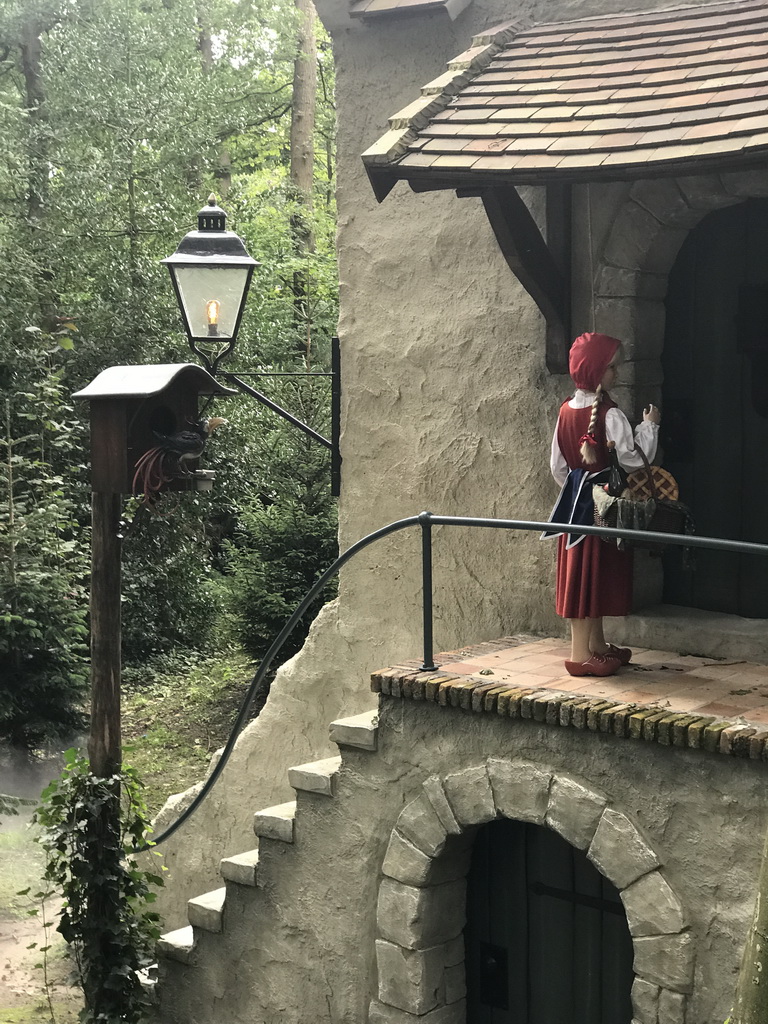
[643,403,661,424]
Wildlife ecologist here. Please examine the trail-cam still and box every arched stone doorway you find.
[662,197,768,617]
[590,170,768,618]
[370,762,693,1024]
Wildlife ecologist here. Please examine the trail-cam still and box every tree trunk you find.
[733,826,768,1023]
[289,0,317,358]
[20,18,45,229]
[19,16,56,326]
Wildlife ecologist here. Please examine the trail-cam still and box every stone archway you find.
[593,170,768,419]
[369,762,693,1024]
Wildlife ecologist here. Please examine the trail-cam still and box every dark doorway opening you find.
[464,818,634,1024]
[662,198,768,617]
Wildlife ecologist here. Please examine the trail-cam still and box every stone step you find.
[253,800,296,843]
[157,925,195,965]
[288,756,341,797]
[220,848,260,887]
[188,887,226,933]
[137,965,158,1002]
[329,709,378,751]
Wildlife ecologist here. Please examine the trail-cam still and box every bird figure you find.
[132,416,227,508]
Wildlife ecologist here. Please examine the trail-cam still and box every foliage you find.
[32,749,164,1024]
[0,0,339,744]
[221,375,337,661]
[121,496,226,663]
[122,652,255,814]
[0,328,89,748]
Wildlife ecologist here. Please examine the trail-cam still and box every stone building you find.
[152,1,768,1022]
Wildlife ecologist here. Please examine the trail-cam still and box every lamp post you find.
[162,194,259,375]
[164,197,341,496]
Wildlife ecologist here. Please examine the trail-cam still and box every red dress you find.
[554,398,633,619]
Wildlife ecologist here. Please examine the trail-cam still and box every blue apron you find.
[541,468,608,548]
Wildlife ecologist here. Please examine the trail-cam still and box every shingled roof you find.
[363,0,768,198]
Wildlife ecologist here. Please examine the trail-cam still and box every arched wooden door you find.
[662,198,768,617]
[464,818,634,1023]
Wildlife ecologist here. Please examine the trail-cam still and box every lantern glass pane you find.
[173,265,250,340]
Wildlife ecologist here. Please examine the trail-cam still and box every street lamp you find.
[163,194,259,374]
[164,196,341,496]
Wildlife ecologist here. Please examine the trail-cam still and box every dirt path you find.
[1,748,81,1023]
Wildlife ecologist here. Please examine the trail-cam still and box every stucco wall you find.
[156,696,766,1024]
[152,0,755,925]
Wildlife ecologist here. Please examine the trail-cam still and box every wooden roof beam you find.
[475,185,571,374]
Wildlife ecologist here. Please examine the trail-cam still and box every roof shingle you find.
[363,0,768,194]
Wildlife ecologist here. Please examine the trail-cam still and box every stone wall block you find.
[382,829,472,888]
[487,759,551,824]
[720,170,768,198]
[375,939,465,1016]
[631,976,660,1024]
[658,988,687,1024]
[369,999,466,1024]
[546,776,606,849]
[377,878,467,950]
[594,266,668,301]
[590,299,666,363]
[621,870,686,937]
[676,175,736,211]
[443,963,466,1004]
[382,830,434,886]
[643,225,689,277]
[398,792,449,857]
[375,940,444,1015]
[630,180,700,229]
[423,776,463,835]
[588,809,660,889]
[633,932,695,993]
[602,202,666,271]
[443,766,496,826]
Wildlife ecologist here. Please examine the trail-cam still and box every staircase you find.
[152,710,380,1024]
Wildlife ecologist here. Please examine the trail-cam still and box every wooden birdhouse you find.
[73,363,235,494]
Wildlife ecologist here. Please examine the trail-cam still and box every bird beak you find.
[206,417,228,433]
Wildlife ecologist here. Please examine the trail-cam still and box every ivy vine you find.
[31,749,165,1024]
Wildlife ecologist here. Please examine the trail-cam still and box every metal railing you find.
[145,512,768,850]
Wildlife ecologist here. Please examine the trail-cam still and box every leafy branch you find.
[33,750,165,1024]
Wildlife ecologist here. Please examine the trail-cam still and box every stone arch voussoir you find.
[370,760,695,1024]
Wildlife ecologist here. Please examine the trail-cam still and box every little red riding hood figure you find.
[544,332,660,677]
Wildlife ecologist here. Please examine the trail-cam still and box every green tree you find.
[0,328,88,747]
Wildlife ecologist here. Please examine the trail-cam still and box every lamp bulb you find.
[206,299,220,325]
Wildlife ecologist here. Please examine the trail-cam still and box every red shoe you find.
[605,643,632,665]
[564,654,621,677]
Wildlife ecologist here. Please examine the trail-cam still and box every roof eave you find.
[371,147,768,196]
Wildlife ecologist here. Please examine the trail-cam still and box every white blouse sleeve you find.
[550,424,569,487]
[605,408,659,471]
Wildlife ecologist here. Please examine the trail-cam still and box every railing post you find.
[419,511,438,671]
[331,335,341,497]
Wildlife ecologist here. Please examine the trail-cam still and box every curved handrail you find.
[143,511,768,850]
[142,514,422,850]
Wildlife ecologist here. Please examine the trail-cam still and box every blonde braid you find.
[579,383,603,465]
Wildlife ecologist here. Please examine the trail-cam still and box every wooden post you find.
[88,491,122,777]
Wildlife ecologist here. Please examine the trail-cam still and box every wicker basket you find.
[594,447,690,548]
